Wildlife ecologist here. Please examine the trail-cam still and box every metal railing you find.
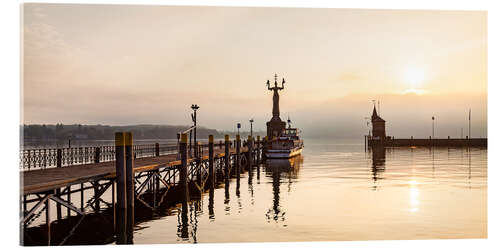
[20,143,177,171]
[20,138,256,171]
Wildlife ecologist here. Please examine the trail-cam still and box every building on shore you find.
[371,105,386,140]
[365,104,487,148]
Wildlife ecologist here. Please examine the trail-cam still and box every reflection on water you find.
[264,158,302,225]
[130,139,486,244]
[370,146,386,190]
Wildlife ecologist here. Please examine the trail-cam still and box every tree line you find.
[21,124,266,142]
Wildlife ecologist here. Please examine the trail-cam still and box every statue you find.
[266,74,287,139]
[267,74,285,121]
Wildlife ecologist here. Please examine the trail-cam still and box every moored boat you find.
[266,118,304,159]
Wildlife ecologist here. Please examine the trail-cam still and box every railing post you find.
[180,133,189,204]
[115,132,127,244]
[208,135,214,187]
[95,147,101,163]
[125,132,134,244]
[236,135,241,178]
[224,135,230,178]
[155,143,160,157]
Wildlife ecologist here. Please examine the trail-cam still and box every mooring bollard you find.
[180,133,189,203]
[115,132,127,244]
[208,135,215,187]
[236,135,241,177]
[125,132,134,244]
[225,135,230,178]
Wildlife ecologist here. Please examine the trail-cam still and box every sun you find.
[404,67,426,87]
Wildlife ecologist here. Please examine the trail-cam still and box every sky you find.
[21,4,487,138]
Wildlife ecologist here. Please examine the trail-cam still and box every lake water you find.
[130,139,487,243]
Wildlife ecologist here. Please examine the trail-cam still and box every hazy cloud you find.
[21,4,487,139]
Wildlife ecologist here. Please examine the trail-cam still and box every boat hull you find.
[265,147,303,159]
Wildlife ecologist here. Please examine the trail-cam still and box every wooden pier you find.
[20,132,265,245]
[366,136,487,148]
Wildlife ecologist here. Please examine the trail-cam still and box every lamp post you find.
[468,108,471,139]
[432,116,435,139]
[364,117,371,136]
[191,104,199,157]
[237,123,241,136]
[249,118,254,137]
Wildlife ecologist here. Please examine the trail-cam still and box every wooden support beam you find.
[67,185,71,217]
[45,197,50,246]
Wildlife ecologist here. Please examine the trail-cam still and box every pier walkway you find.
[21,133,263,246]
[22,147,243,195]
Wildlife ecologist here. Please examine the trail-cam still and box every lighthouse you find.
[371,105,386,140]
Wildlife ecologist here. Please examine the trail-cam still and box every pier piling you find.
[256,136,261,163]
[208,135,215,187]
[236,135,241,178]
[125,132,134,244]
[248,136,254,167]
[224,135,230,178]
[95,147,101,163]
[114,132,127,244]
[56,149,62,220]
[180,133,189,204]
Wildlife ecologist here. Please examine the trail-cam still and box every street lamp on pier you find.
[191,104,199,157]
[249,118,254,137]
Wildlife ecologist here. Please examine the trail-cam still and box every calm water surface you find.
[132,139,487,243]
